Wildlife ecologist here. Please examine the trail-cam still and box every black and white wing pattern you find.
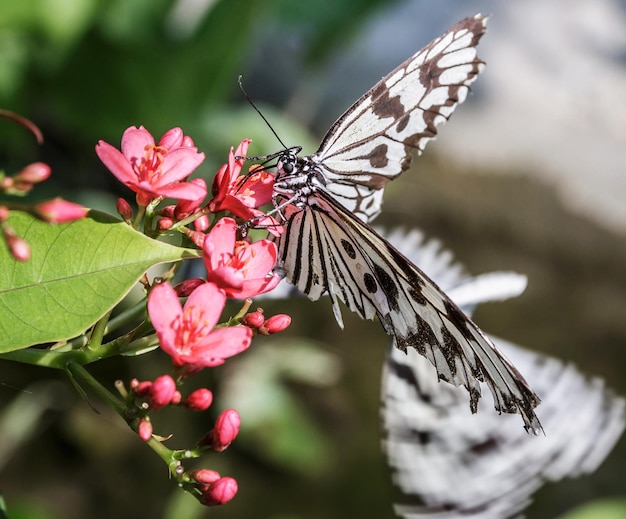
[380,229,625,518]
[309,14,487,222]
[269,15,541,431]
[277,192,541,432]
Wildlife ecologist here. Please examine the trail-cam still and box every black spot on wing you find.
[340,238,357,259]
[369,143,389,169]
[363,272,377,294]
[372,263,400,312]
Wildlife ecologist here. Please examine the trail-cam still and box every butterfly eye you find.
[282,161,294,174]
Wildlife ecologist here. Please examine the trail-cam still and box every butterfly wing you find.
[311,14,487,221]
[384,340,625,519]
[277,192,542,432]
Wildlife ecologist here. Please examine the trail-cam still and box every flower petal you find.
[159,147,205,185]
[121,126,154,161]
[184,282,226,331]
[95,141,137,184]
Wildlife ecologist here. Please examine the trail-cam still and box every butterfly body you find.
[266,15,542,432]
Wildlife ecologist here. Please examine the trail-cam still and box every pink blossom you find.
[34,198,88,223]
[96,126,207,207]
[207,140,281,234]
[203,218,280,299]
[147,282,251,373]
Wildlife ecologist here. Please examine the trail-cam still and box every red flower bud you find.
[34,199,87,223]
[7,234,31,262]
[242,309,264,328]
[260,314,291,335]
[138,418,153,441]
[149,375,177,409]
[132,379,153,397]
[193,214,209,232]
[158,217,173,230]
[0,206,9,222]
[116,198,133,221]
[15,162,51,184]
[211,409,240,452]
[191,469,221,485]
[173,278,205,297]
[184,388,213,411]
[201,477,238,506]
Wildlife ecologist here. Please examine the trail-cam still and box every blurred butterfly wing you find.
[277,192,541,432]
[383,340,625,518]
[312,15,487,221]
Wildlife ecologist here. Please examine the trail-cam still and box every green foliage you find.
[558,498,626,519]
[0,210,199,352]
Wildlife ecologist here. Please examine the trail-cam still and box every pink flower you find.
[148,282,251,373]
[203,217,280,299]
[34,199,88,223]
[96,126,207,207]
[207,140,281,234]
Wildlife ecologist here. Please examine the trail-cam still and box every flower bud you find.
[131,379,153,397]
[0,205,10,222]
[242,309,264,328]
[138,418,153,442]
[15,162,51,184]
[175,178,207,218]
[193,214,209,232]
[149,375,177,409]
[191,469,220,485]
[211,409,240,452]
[184,388,213,411]
[34,199,87,223]
[201,477,238,506]
[186,230,206,248]
[174,278,205,297]
[158,217,173,230]
[260,314,291,335]
[7,234,31,262]
[116,198,133,221]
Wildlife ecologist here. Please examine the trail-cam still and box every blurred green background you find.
[1,1,625,518]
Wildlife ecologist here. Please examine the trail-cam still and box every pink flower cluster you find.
[95,125,293,509]
[128,374,241,505]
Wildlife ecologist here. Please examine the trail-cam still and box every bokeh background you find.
[1,0,625,518]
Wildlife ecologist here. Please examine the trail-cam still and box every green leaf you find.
[0,210,200,352]
[557,499,626,519]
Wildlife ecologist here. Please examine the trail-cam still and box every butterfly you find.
[262,14,542,432]
[380,228,625,518]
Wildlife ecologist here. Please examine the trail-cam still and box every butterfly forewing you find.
[278,192,541,432]
[313,15,487,221]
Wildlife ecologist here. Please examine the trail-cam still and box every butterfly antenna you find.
[238,75,289,150]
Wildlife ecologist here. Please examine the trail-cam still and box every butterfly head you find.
[273,146,321,202]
